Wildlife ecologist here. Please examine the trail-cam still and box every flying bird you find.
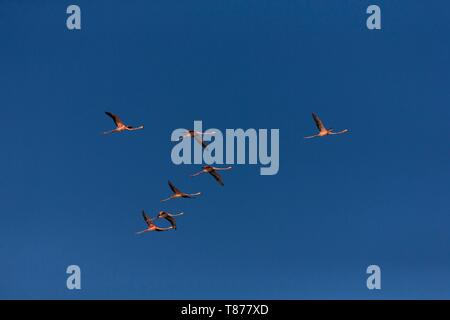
[190,165,232,186]
[161,181,202,202]
[154,211,184,230]
[304,113,349,139]
[103,112,144,134]
[179,130,217,149]
[136,210,173,234]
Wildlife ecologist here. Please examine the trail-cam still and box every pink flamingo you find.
[190,166,232,186]
[161,181,202,202]
[304,113,348,139]
[154,211,184,230]
[179,130,217,149]
[136,210,173,234]
[103,112,144,134]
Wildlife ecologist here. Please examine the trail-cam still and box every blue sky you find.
[1,0,450,299]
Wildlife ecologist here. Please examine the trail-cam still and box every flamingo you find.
[190,166,232,186]
[154,211,184,230]
[161,181,202,202]
[179,130,217,149]
[136,210,173,234]
[103,112,144,134]
[304,113,348,139]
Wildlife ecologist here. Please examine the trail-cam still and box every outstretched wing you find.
[312,113,326,132]
[162,213,177,229]
[193,135,208,149]
[168,180,181,194]
[209,170,224,186]
[142,210,153,227]
[105,112,124,127]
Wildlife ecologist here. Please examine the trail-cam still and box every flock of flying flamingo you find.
[103,111,349,235]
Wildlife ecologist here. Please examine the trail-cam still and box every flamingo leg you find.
[156,226,174,232]
[215,167,232,171]
[329,129,349,135]
[304,134,319,139]
[127,126,144,131]
[171,212,184,217]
